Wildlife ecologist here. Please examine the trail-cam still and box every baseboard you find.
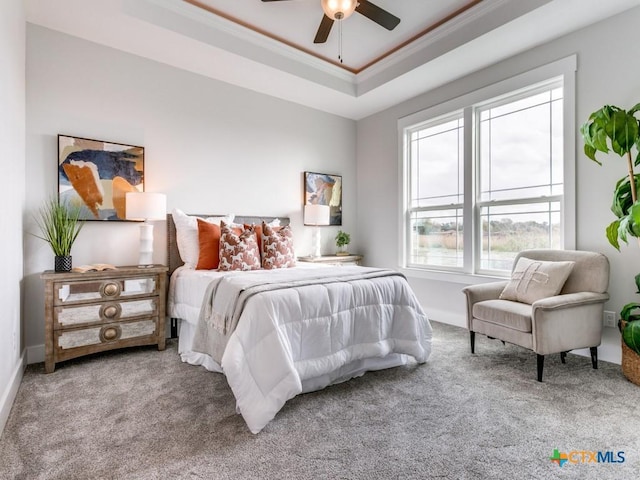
[27,344,44,365]
[426,308,465,328]
[0,351,25,437]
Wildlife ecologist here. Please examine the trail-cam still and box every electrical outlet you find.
[603,311,616,328]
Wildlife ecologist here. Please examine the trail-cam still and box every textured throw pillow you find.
[245,219,281,253]
[218,221,261,271]
[172,208,234,268]
[500,257,575,304]
[261,222,296,269]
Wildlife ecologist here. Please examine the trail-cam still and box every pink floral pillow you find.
[218,221,261,271]
[261,222,296,269]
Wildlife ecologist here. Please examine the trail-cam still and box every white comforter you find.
[187,266,432,433]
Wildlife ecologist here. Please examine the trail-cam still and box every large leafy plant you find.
[34,197,84,256]
[581,104,640,355]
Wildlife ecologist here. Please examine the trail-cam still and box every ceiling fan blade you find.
[355,0,400,30]
[261,1,292,2]
[313,15,334,44]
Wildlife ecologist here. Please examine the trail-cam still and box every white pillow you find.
[500,257,575,304]
[171,208,234,268]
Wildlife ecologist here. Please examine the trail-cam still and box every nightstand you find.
[41,265,168,373]
[297,254,363,266]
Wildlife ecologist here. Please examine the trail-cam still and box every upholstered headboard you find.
[166,213,290,276]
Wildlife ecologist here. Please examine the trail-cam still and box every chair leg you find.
[590,347,598,369]
[470,331,475,354]
[537,354,544,382]
[560,351,567,364]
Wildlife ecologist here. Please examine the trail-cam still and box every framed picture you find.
[304,171,342,226]
[58,135,144,221]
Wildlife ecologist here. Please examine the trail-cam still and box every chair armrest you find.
[462,281,508,304]
[532,292,610,312]
[462,281,508,330]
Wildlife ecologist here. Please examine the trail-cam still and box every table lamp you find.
[126,192,167,266]
[304,204,331,257]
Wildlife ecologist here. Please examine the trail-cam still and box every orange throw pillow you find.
[196,219,222,270]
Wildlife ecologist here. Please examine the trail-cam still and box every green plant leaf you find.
[634,273,640,294]
[606,220,621,250]
[621,303,640,322]
[583,144,598,163]
[33,197,85,256]
[622,319,640,355]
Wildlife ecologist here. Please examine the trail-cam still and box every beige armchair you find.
[462,249,610,381]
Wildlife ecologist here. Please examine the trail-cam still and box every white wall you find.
[357,6,640,365]
[24,25,356,361]
[0,0,26,435]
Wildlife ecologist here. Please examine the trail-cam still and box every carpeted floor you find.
[0,321,638,480]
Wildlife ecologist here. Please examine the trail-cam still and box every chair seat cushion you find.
[473,299,532,332]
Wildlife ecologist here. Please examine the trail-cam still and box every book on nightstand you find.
[71,263,117,273]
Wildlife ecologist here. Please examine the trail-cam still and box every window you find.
[399,57,576,277]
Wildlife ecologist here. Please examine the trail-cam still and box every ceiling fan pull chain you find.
[338,20,343,63]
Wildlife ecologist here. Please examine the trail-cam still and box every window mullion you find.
[463,106,474,274]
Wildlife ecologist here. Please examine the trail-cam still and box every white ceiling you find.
[25,0,640,120]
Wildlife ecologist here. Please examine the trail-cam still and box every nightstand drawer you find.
[56,320,157,350]
[55,298,158,328]
[53,276,159,306]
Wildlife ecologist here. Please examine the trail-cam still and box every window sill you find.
[399,267,507,285]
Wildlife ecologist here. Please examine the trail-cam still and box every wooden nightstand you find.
[41,265,168,373]
[297,254,363,266]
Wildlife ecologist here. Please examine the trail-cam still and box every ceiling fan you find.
[261,0,401,44]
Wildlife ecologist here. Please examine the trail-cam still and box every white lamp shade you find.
[304,204,331,226]
[125,192,167,221]
[321,0,357,20]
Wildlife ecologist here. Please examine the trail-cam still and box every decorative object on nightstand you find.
[125,192,167,266]
[33,196,85,272]
[335,230,351,256]
[298,254,362,266]
[304,204,330,257]
[41,264,168,373]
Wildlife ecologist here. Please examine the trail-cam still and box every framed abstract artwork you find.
[304,171,342,226]
[58,135,144,221]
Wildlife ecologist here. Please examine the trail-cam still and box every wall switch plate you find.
[604,311,616,328]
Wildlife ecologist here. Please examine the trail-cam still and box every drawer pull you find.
[102,282,120,297]
[99,325,122,343]
[100,303,122,320]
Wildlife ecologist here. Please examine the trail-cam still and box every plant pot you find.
[54,255,72,272]
[620,320,640,386]
[336,250,350,256]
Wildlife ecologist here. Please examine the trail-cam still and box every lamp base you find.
[138,222,154,266]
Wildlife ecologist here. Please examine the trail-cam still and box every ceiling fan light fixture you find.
[321,0,357,21]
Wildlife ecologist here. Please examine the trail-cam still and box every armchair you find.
[462,249,610,381]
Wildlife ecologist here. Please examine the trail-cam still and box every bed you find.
[167,212,432,433]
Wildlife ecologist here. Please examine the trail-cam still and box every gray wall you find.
[356,6,640,364]
[24,25,356,361]
[0,0,26,434]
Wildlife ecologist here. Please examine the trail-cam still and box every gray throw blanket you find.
[198,266,404,336]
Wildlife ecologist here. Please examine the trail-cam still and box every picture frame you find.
[58,135,144,221]
[304,171,342,226]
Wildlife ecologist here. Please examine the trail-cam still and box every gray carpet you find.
[1,321,638,480]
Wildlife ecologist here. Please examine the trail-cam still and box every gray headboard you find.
[167,213,290,276]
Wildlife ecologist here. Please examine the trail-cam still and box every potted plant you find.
[581,103,640,384]
[335,230,351,256]
[34,197,85,272]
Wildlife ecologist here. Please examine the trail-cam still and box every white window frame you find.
[398,56,576,283]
